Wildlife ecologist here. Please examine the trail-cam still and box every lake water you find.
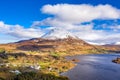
[61,54,120,80]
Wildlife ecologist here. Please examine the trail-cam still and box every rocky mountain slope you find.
[0,37,103,55]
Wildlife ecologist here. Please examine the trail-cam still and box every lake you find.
[61,54,120,80]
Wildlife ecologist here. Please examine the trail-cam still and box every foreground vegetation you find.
[0,71,69,80]
[0,48,74,80]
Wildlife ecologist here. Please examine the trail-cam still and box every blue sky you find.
[0,0,120,27]
[0,0,120,44]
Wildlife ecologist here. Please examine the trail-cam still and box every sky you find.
[0,0,120,44]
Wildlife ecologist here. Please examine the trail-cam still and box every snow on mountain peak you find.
[41,28,78,39]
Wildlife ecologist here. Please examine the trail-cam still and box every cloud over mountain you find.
[33,4,120,44]
[42,4,120,23]
[0,21,43,39]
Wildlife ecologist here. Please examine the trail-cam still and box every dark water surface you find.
[61,54,120,80]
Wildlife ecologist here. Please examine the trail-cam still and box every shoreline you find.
[61,53,120,80]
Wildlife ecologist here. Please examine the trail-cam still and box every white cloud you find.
[0,21,11,32]
[0,21,43,39]
[42,4,120,23]
[87,32,120,44]
[110,25,120,31]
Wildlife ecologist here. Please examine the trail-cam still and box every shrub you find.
[0,48,5,54]
[14,72,69,80]
[50,52,60,59]
[8,56,16,61]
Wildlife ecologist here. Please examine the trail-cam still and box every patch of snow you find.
[41,28,77,39]
[30,65,41,70]
[10,70,21,75]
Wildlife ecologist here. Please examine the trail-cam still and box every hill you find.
[0,36,106,55]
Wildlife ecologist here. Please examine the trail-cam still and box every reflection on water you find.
[62,54,120,80]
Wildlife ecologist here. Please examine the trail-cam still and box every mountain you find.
[0,35,103,55]
[15,37,96,53]
[1,28,120,54]
[87,41,120,53]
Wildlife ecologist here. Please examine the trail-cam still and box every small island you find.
[112,57,120,64]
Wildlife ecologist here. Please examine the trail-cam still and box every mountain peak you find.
[41,28,78,39]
